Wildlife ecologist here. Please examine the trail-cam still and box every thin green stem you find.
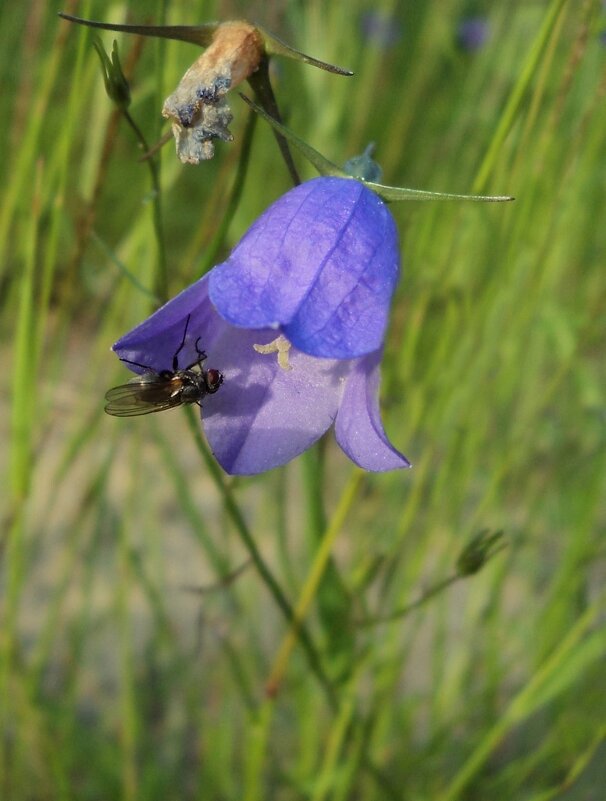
[265,471,364,699]
[301,444,327,535]
[472,0,570,192]
[198,109,257,275]
[91,230,159,302]
[122,109,168,305]
[183,407,335,705]
[247,58,301,186]
[116,444,140,801]
[357,574,460,626]
[301,445,353,681]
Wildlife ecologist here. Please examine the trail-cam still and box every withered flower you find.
[161,21,263,163]
[58,13,352,164]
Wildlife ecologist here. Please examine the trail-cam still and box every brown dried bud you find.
[162,21,264,164]
[59,12,353,169]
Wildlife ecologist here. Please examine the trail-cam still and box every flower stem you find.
[198,109,257,276]
[357,575,460,626]
[301,446,354,682]
[265,470,364,698]
[357,529,507,626]
[122,109,168,306]
[183,408,335,705]
[246,58,301,186]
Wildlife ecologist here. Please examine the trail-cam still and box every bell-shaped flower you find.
[205,97,512,361]
[106,125,511,472]
[103,100,512,475]
[209,176,400,359]
[111,274,410,475]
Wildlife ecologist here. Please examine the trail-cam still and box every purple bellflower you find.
[111,175,409,474]
[106,102,513,475]
[113,271,409,475]
[208,176,400,359]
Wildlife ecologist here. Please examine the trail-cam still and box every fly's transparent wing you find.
[104,377,184,416]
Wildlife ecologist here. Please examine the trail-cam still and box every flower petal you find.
[111,271,409,476]
[112,275,219,372]
[203,332,349,474]
[335,349,410,471]
[208,176,400,359]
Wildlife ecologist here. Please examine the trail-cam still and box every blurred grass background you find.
[1,0,605,799]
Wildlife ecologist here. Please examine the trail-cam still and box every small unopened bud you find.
[92,38,131,110]
[162,21,263,164]
[456,529,506,576]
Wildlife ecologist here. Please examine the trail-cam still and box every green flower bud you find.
[92,38,130,110]
[456,529,506,576]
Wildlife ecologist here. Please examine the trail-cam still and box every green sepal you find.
[240,94,514,203]
[59,12,218,47]
[361,182,514,203]
[239,94,343,176]
[58,13,353,75]
[255,24,353,75]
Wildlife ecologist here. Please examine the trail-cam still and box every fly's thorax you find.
[178,369,209,403]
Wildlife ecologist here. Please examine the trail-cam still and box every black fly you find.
[104,315,223,417]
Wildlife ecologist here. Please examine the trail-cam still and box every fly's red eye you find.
[206,369,223,392]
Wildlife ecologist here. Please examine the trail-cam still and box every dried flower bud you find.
[59,13,353,166]
[162,21,263,163]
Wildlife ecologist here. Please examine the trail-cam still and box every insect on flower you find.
[104,315,223,417]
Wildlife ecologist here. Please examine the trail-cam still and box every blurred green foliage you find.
[1,1,605,799]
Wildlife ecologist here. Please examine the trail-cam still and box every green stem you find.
[301,446,353,680]
[183,408,335,705]
[198,109,257,275]
[122,110,168,306]
[301,444,327,535]
[265,471,364,699]
[471,0,569,192]
[247,58,301,186]
[357,575,460,626]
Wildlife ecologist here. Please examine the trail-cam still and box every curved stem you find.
[265,470,364,699]
[183,408,335,705]
[198,109,257,276]
[122,110,168,306]
[246,59,301,186]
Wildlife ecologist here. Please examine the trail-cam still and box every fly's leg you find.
[184,336,207,370]
[172,313,192,370]
[120,356,154,371]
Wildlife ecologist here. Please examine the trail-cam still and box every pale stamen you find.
[253,335,293,371]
